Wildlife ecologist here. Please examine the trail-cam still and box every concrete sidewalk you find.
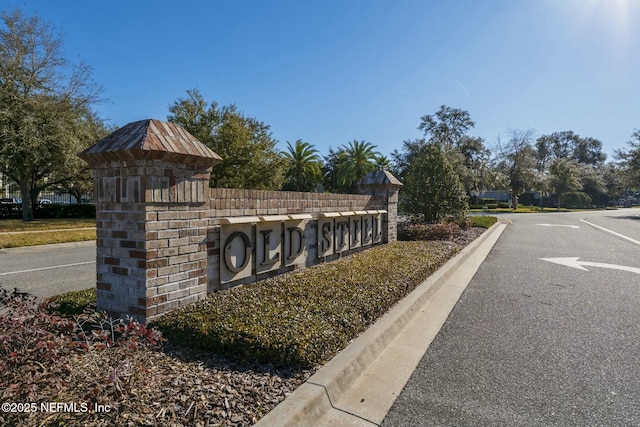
[255,222,507,427]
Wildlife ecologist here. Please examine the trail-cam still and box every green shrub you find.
[470,216,498,228]
[153,241,459,368]
[445,215,472,230]
[0,203,97,220]
[43,288,97,315]
[562,192,592,209]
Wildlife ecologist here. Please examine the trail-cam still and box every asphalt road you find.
[382,208,640,427]
[0,241,95,299]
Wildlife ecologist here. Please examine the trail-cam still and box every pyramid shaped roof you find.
[78,119,222,167]
[358,169,403,187]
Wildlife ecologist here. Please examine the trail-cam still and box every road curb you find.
[255,222,507,427]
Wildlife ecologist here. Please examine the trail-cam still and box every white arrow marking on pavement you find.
[539,257,640,275]
[536,224,580,229]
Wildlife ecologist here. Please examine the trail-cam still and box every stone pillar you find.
[358,170,403,243]
[78,119,222,323]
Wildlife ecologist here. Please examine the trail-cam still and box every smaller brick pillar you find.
[79,119,222,323]
[358,170,403,242]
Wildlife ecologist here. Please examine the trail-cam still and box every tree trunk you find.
[20,179,34,221]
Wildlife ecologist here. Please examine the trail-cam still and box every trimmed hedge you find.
[562,192,592,209]
[153,241,459,368]
[0,204,21,219]
[0,203,96,219]
[35,204,96,219]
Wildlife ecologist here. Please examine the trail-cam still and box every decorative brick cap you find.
[78,119,223,167]
[358,170,403,187]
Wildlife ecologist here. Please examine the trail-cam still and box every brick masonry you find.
[80,120,402,323]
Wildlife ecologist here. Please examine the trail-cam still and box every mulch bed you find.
[1,228,484,427]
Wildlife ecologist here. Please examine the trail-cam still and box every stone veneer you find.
[79,119,402,323]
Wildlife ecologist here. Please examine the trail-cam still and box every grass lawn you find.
[0,218,96,248]
[0,218,96,232]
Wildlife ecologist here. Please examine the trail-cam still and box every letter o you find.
[223,231,252,273]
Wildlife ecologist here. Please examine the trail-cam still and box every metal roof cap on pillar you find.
[357,170,403,187]
[78,119,223,167]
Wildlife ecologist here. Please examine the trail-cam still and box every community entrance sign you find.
[79,119,402,322]
[220,211,385,283]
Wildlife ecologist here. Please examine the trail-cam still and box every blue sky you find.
[9,0,640,160]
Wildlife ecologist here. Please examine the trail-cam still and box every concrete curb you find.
[255,222,507,427]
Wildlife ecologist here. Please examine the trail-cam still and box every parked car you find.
[0,198,21,215]
[0,198,20,204]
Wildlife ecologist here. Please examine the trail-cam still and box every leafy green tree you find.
[321,148,338,192]
[549,159,582,209]
[418,105,489,196]
[418,105,475,149]
[337,140,379,193]
[579,164,608,207]
[283,139,322,191]
[574,136,607,165]
[476,155,510,195]
[616,129,640,190]
[602,162,627,200]
[0,8,105,220]
[321,147,346,193]
[536,131,606,171]
[495,129,539,209]
[536,131,608,205]
[398,140,468,223]
[168,89,286,190]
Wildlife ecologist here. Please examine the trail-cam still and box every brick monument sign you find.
[79,119,402,323]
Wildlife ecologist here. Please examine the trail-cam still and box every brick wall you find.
[91,173,398,322]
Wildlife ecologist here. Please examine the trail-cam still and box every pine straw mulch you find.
[1,228,485,427]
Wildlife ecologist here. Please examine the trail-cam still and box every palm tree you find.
[283,139,322,191]
[374,155,391,170]
[339,140,379,192]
